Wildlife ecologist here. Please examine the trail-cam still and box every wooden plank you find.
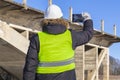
[85,47,96,71]
[85,65,96,70]
[85,57,96,60]
[85,47,98,80]
[9,23,32,31]
[0,21,29,54]
[101,20,104,34]
[0,28,4,37]
[21,30,29,39]
[86,48,107,80]
[75,45,85,80]
[98,49,106,68]
[23,0,27,9]
[96,47,99,80]
[69,7,72,22]
[103,48,109,80]
[48,0,52,6]
[9,23,39,33]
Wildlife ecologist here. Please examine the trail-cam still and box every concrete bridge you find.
[0,0,120,80]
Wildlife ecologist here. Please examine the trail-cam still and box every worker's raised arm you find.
[70,12,93,49]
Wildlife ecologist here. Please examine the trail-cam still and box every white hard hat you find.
[44,4,63,19]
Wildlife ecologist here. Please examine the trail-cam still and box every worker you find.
[23,4,93,80]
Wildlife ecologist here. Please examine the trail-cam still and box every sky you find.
[14,0,120,60]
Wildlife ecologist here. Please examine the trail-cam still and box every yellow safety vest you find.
[36,30,75,73]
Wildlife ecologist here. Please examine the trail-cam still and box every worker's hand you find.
[81,12,91,21]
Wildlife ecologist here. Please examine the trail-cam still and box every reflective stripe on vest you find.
[38,58,74,67]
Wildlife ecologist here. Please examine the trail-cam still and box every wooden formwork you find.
[0,0,120,80]
[75,44,109,80]
[0,19,110,80]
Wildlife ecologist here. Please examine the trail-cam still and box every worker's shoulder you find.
[30,33,38,41]
[68,29,77,35]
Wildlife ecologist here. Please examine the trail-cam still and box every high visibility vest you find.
[36,30,75,73]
